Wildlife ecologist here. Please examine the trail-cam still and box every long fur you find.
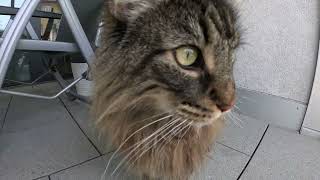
[92,0,240,179]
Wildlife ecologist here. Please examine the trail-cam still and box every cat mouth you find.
[175,102,222,127]
[165,111,221,142]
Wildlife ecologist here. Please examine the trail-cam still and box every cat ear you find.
[109,0,156,22]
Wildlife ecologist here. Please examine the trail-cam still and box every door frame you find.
[301,40,320,137]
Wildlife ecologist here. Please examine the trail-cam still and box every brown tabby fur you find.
[92,0,240,179]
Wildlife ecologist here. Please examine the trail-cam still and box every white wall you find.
[234,0,320,103]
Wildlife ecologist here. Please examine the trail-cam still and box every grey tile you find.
[52,143,248,180]
[218,112,268,155]
[192,143,249,180]
[0,86,99,179]
[241,127,320,180]
[50,156,107,180]
[236,88,307,131]
[5,82,109,153]
[0,94,11,129]
[36,177,50,180]
[2,94,71,133]
[51,155,139,180]
[33,81,111,154]
[60,98,112,155]
[1,82,64,132]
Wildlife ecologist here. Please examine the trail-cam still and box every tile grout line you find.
[1,96,13,129]
[216,142,251,157]
[32,155,103,180]
[58,98,103,155]
[31,130,116,179]
[236,124,270,180]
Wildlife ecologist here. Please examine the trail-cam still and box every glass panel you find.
[14,0,25,8]
[0,0,11,31]
[0,0,11,7]
[39,2,61,41]
[0,15,10,31]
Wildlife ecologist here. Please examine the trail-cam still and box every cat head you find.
[93,0,240,134]
[93,0,240,178]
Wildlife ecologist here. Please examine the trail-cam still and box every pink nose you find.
[217,100,235,112]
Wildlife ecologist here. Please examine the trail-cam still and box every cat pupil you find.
[186,51,190,59]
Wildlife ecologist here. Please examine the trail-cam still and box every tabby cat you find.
[92,0,240,179]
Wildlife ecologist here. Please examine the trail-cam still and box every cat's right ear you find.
[108,0,157,22]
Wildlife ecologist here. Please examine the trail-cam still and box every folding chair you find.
[0,0,103,103]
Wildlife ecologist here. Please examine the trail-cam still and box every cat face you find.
[94,0,239,126]
[93,0,240,178]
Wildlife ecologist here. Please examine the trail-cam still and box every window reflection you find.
[0,0,61,86]
[0,0,11,31]
[0,15,10,31]
[0,0,10,7]
[14,0,25,8]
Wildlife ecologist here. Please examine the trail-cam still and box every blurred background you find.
[0,0,71,88]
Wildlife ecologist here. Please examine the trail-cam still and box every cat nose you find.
[208,81,235,112]
[216,100,235,112]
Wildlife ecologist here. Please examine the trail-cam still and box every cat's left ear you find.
[108,0,159,22]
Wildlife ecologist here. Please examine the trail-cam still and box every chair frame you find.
[0,0,95,103]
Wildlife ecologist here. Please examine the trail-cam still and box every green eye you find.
[175,47,199,67]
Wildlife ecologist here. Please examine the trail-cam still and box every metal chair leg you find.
[0,0,41,87]
[58,0,95,66]
[0,75,83,100]
[0,0,94,103]
[51,67,91,104]
[25,22,39,39]
[5,71,50,85]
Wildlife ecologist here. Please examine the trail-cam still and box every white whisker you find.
[111,118,182,177]
[100,114,173,180]
[233,105,241,111]
[230,112,244,124]
[96,108,111,124]
[117,118,182,178]
[176,122,193,146]
[137,119,187,158]
[158,120,192,155]
[237,99,243,104]
[123,117,181,155]
[123,117,181,162]
[123,119,186,174]
[129,112,171,127]
[158,120,191,153]
[239,96,256,103]
[226,113,243,128]
[227,113,242,126]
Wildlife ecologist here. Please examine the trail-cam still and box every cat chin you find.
[192,111,222,129]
